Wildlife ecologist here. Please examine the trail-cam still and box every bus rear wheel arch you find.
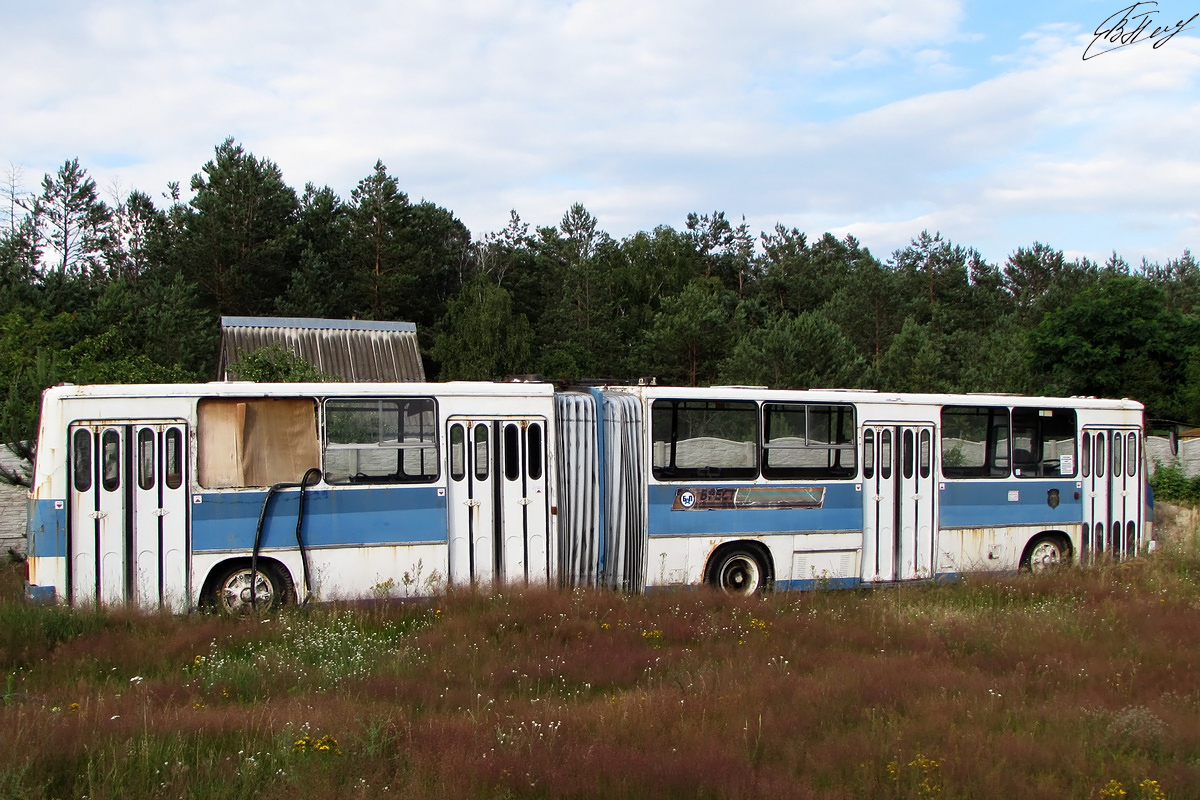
[1020,533,1072,573]
[201,559,295,614]
[706,542,774,595]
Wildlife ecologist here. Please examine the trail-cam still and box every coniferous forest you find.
[4,139,1200,481]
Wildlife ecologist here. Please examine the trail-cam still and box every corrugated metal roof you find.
[217,316,425,382]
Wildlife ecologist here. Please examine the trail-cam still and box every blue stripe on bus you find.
[192,486,448,552]
[27,499,67,558]
[647,483,863,536]
[938,480,1081,528]
[775,577,861,591]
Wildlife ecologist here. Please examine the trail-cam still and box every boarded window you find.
[324,397,438,484]
[198,398,320,488]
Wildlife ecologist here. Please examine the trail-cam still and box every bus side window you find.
[165,428,184,490]
[863,429,874,480]
[474,424,489,480]
[101,429,121,492]
[137,428,155,491]
[72,428,92,493]
[323,397,438,484]
[762,403,856,480]
[940,406,1009,479]
[1011,407,1077,478]
[449,424,465,481]
[651,399,758,480]
[527,423,544,481]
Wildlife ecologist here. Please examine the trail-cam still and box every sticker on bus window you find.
[1060,455,1075,474]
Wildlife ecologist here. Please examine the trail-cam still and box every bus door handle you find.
[466,500,481,508]
[89,511,107,520]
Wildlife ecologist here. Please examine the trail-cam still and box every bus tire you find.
[710,546,769,595]
[1021,534,1070,573]
[206,561,293,614]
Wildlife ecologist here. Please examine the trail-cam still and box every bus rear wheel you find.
[711,548,767,595]
[1022,535,1069,573]
[208,562,292,614]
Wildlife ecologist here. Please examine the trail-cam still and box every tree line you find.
[3,138,1199,481]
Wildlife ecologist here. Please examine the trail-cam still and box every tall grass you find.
[3,539,1200,799]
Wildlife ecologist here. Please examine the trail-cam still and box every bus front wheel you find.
[207,562,292,614]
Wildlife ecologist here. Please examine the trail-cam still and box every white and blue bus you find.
[23,382,1151,611]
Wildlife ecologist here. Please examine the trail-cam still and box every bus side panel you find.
[26,498,68,602]
[191,544,450,603]
[938,479,1082,571]
[27,498,67,557]
[644,532,863,588]
[191,486,449,552]
[938,480,1082,528]
[644,483,864,589]
[646,483,863,536]
[937,524,1084,574]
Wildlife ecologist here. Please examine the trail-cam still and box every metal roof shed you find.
[217,316,425,382]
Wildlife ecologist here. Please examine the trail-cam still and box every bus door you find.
[1081,427,1143,563]
[861,422,937,582]
[68,422,189,610]
[446,417,549,586]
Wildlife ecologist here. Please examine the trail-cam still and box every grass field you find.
[4,530,1200,799]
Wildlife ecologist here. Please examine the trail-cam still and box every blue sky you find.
[2,0,1198,266]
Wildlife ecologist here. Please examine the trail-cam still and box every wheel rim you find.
[1029,540,1062,572]
[218,568,275,614]
[718,554,761,595]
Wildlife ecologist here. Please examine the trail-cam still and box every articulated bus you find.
[24,382,1151,611]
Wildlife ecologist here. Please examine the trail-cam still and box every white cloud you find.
[2,1,1198,267]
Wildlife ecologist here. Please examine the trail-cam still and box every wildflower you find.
[68,703,80,713]
[1139,779,1167,800]
[129,676,144,685]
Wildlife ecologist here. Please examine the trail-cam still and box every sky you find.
[2,0,1199,267]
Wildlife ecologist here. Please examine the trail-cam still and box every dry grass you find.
[4,536,1200,799]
